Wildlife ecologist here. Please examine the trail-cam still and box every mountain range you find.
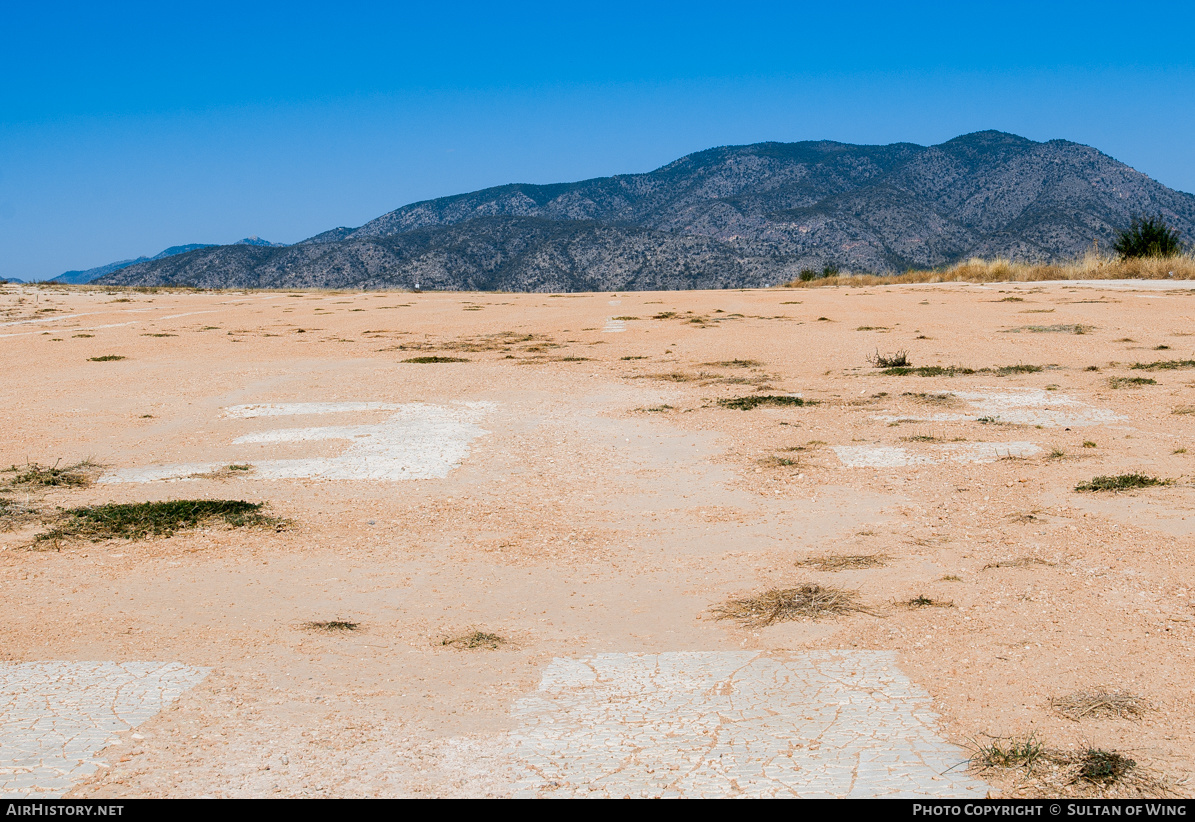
[96,131,1195,291]
[53,237,284,284]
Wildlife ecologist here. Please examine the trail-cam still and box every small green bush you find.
[1113,215,1183,259]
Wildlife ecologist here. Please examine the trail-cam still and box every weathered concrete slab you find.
[0,662,209,798]
[508,651,988,798]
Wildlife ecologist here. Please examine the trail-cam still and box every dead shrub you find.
[712,584,869,626]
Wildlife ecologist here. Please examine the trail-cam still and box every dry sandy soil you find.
[2,280,1193,798]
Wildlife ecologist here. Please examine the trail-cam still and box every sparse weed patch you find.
[703,359,762,368]
[441,630,506,650]
[402,356,469,363]
[902,595,954,608]
[6,460,100,488]
[758,455,800,467]
[303,620,359,632]
[902,392,958,405]
[867,349,910,368]
[88,355,125,362]
[712,584,869,626]
[718,395,811,411]
[35,499,281,544]
[1074,748,1137,786]
[970,735,1046,770]
[1082,441,1097,448]
[796,554,888,571]
[0,496,38,530]
[620,355,647,360]
[881,364,1043,377]
[1131,359,1195,371]
[1007,324,1092,334]
[1051,690,1146,721]
[984,557,1055,570]
[1108,376,1156,388]
[639,371,699,382]
[1076,473,1168,492]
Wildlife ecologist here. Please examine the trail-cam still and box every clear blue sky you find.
[3,1,1194,279]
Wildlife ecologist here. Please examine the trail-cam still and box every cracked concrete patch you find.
[0,662,209,798]
[834,442,1040,468]
[100,401,495,483]
[507,651,987,798]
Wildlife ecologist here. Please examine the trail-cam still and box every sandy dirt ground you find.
[1,280,1193,798]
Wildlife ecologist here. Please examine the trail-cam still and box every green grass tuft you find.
[1131,359,1195,371]
[718,395,811,411]
[1075,473,1168,492]
[36,499,280,544]
[88,355,125,362]
[402,356,469,363]
[1109,376,1157,388]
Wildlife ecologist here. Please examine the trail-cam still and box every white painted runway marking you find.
[509,651,987,798]
[602,318,626,333]
[875,388,1121,427]
[834,441,1041,468]
[0,661,209,798]
[101,401,496,483]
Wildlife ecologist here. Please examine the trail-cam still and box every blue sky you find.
[3,1,1194,279]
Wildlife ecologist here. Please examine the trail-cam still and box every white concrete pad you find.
[0,661,209,798]
[508,651,987,798]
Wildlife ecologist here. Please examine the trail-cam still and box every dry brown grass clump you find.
[441,630,506,650]
[0,496,39,531]
[901,595,954,608]
[712,584,868,626]
[984,556,1056,570]
[303,620,359,632]
[796,554,888,571]
[1050,689,1148,721]
[784,252,1195,288]
[5,459,101,488]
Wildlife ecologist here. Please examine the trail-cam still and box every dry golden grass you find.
[784,252,1195,288]
[712,584,869,626]
[1051,689,1147,721]
[796,554,889,571]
